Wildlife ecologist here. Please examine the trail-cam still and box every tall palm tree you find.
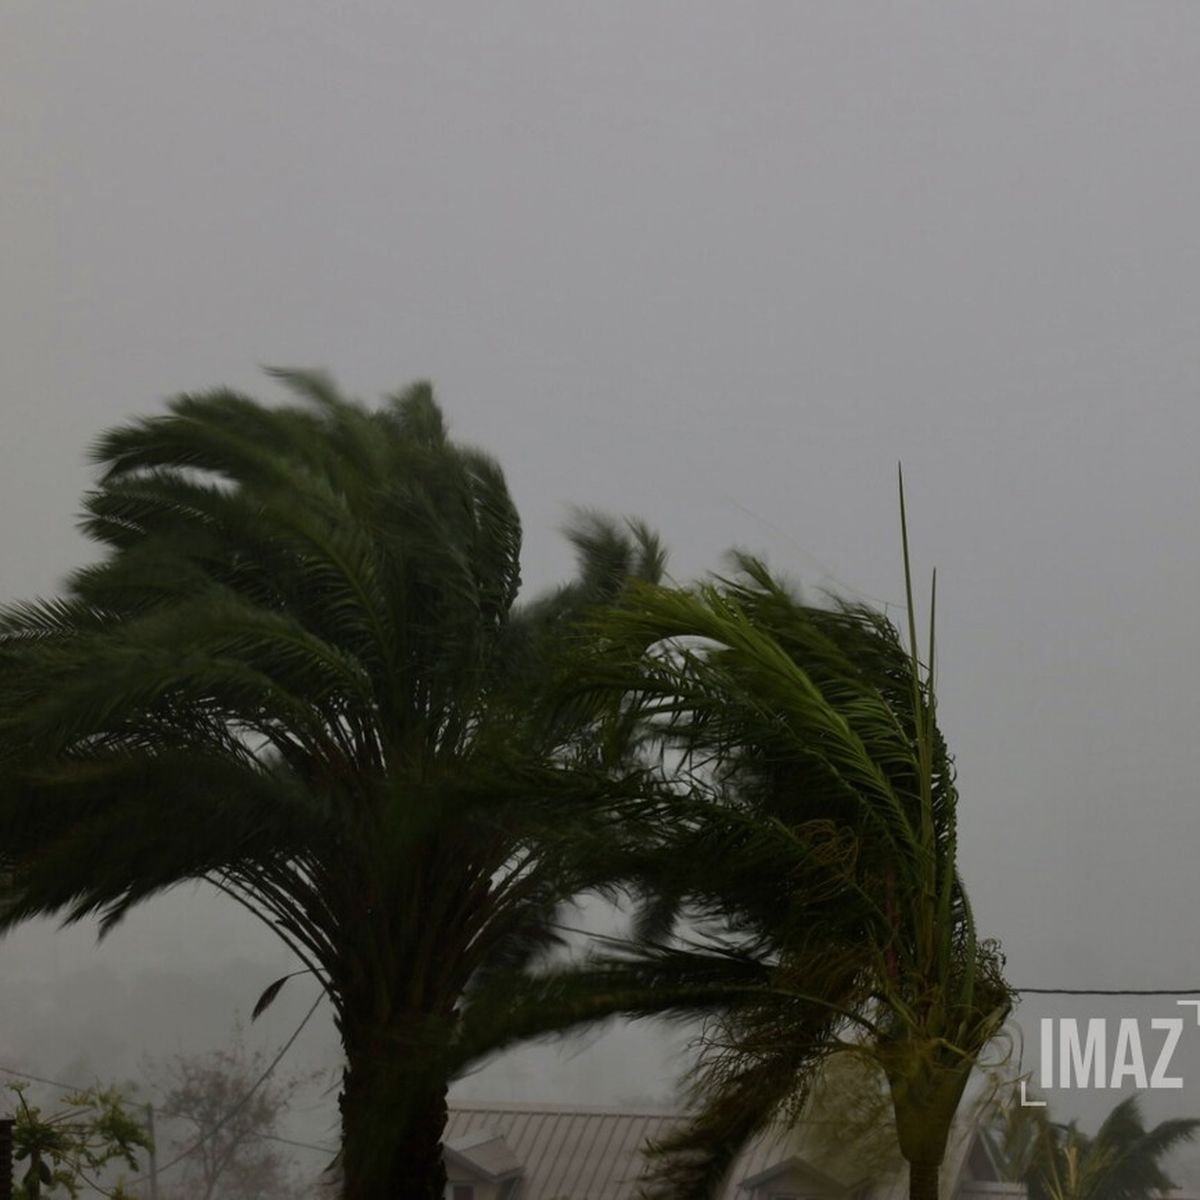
[986,1092,1200,1200]
[461,508,1012,1200]
[0,370,664,1200]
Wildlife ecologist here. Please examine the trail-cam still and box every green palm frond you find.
[0,368,669,1198]
[995,1094,1200,1200]
[534,485,1011,1198]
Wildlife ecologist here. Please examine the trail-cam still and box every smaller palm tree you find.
[458,484,1013,1200]
[986,1091,1200,1200]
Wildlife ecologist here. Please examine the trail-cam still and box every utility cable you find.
[126,991,323,1185]
[1014,988,1200,996]
[0,1065,89,1092]
[0,1065,336,1157]
[6,979,1200,1174]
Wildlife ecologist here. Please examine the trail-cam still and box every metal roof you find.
[446,1102,686,1199]
[446,1101,985,1200]
[445,1126,525,1182]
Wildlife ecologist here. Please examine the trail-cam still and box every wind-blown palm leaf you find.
[0,369,665,1200]
[989,1093,1200,1200]
[497,516,1012,1200]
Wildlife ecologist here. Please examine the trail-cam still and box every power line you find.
[1,991,326,1187]
[549,927,1200,998]
[1015,987,1200,996]
[6,980,1200,1170]
[127,991,324,1186]
[0,1065,89,1092]
[6,982,1196,1106]
[0,1076,336,1159]
[258,1131,336,1154]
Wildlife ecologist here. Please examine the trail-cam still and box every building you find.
[443,1100,1023,1200]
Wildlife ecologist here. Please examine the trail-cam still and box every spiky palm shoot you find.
[0,371,664,1200]
[464,500,1011,1200]
[988,1093,1200,1200]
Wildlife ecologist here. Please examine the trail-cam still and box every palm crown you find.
[0,370,663,1199]
[987,1093,1200,1200]
[461,525,1011,1200]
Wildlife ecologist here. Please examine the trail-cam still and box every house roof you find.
[445,1100,990,1200]
[445,1126,525,1182]
[739,1154,851,1192]
[445,1102,686,1199]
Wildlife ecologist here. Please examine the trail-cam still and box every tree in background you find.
[0,371,664,1200]
[7,1080,148,1199]
[144,1025,323,1200]
[985,1090,1200,1200]
[786,1052,906,1184]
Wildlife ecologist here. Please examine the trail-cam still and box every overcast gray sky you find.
[6,0,1200,1177]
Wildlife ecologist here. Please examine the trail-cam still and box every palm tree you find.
[0,370,664,1200]
[461,502,1012,1200]
[986,1092,1200,1200]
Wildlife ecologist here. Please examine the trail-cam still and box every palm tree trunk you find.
[339,1023,449,1200]
[908,1160,939,1200]
[885,1051,971,1200]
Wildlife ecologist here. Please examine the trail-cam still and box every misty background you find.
[5,0,1200,1184]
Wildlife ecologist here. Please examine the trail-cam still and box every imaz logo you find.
[1019,1001,1200,1104]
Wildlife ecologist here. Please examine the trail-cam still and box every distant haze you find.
[5,1,1200,1181]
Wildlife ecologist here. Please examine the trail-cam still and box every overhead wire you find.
[126,991,325,1185]
[4,978,1200,1174]
[0,991,329,1179]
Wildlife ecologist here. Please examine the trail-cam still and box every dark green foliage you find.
[986,1091,1200,1200]
[8,1082,149,1199]
[0,370,664,1199]
[460,532,1011,1200]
